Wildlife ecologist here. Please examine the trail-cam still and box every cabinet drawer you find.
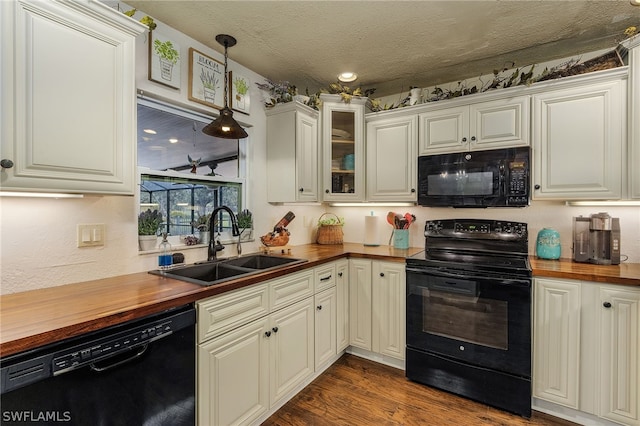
[315,263,336,293]
[270,270,314,311]
[197,283,269,343]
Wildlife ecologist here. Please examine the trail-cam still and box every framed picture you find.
[148,32,181,89]
[229,71,251,115]
[188,47,224,110]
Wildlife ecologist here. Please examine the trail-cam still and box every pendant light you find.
[202,34,248,139]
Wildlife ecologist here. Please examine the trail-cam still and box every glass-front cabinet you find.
[321,94,366,201]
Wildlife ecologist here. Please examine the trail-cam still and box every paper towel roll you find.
[364,215,379,246]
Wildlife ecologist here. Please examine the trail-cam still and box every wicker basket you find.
[316,213,344,245]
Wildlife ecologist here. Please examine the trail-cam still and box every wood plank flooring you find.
[263,354,576,426]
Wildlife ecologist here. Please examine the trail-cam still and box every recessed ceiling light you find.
[143,129,157,134]
[338,72,358,83]
[169,138,178,143]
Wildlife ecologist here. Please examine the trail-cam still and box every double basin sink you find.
[150,254,308,286]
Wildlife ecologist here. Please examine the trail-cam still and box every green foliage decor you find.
[138,209,162,236]
[237,209,253,230]
[154,39,179,64]
[234,77,249,95]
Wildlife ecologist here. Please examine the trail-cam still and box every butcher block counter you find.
[1,243,638,357]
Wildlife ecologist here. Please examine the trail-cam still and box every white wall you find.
[0,5,325,295]
[332,203,640,263]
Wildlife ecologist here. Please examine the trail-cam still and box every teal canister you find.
[536,228,561,260]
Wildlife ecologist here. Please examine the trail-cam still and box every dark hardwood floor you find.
[263,354,576,426]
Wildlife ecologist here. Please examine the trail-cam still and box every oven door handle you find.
[406,267,530,286]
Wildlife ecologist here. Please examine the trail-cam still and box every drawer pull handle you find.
[320,275,332,282]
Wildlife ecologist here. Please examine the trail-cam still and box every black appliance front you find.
[406,266,532,417]
[0,305,195,426]
[417,146,530,208]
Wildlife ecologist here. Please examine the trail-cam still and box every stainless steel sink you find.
[150,254,307,286]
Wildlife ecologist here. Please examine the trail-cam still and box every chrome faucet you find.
[207,206,240,261]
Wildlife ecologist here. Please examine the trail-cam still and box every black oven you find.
[405,219,532,418]
[417,146,530,208]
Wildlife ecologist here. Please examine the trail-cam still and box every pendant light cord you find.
[223,41,229,107]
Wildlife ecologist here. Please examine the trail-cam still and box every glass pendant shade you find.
[202,34,248,140]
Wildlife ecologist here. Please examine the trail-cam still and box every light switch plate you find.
[77,224,105,247]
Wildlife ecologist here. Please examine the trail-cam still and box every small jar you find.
[536,228,561,260]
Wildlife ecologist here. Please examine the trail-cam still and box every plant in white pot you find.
[138,209,162,251]
[237,209,253,242]
[191,213,211,245]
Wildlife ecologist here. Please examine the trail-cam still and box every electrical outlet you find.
[77,224,105,247]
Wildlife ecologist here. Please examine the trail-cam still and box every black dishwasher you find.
[0,304,195,425]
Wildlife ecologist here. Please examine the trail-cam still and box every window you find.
[137,97,247,245]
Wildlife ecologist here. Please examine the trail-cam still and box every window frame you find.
[137,96,249,249]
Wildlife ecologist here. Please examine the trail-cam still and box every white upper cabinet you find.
[622,36,640,199]
[531,70,626,200]
[366,114,417,201]
[1,0,144,194]
[321,94,366,202]
[266,101,319,202]
[418,95,530,155]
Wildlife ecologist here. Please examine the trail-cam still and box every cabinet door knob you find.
[316,305,323,311]
[0,159,14,169]
[603,302,612,308]
[272,326,279,333]
[534,184,541,190]
[338,272,343,277]
[265,331,272,337]
[325,189,330,194]
[299,187,304,192]
[379,272,385,277]
[461,137,467,143]
[411,188,416,193]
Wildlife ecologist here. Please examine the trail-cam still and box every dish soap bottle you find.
[158,232,173,270]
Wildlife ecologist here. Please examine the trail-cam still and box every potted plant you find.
[153,39,179,81]
[138,209,163,250]
[237,209,253,242]
[191,213,211,244]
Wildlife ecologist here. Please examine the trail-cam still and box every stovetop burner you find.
[406,249,531,277]
[407,218,532,278]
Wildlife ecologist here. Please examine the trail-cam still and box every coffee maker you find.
[572,213,621,265]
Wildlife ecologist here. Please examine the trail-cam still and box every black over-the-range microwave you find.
[417,146,530,208]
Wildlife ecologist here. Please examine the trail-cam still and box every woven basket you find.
[316,213,344,245]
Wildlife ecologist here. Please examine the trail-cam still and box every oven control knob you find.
[459,345,465,351]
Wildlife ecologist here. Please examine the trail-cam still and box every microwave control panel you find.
[507,160,528,205]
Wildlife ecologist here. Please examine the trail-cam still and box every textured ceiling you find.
[126,1,640,97]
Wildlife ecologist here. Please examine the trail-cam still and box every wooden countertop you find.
[530,256,640,286]
[1,243,637,357]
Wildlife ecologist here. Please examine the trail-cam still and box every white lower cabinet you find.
[269,298,315,406]
[349,259,406,361]
[533,278,640,426]
[314,287,337,369]
[198,317,270,426]
[335,259,350,352]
